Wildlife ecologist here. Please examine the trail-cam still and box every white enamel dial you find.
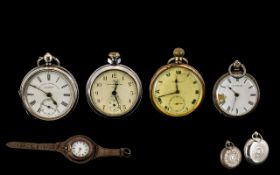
[21,69,78,120]
[213,74,260,117]
[71,141,90,158]
[88,69,139,117]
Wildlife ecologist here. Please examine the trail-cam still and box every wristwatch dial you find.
[213,74,260,117]
[21,68,78,121]
[150,65,205,117]
[71,140,90,158]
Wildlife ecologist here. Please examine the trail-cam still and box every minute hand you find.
[158,91,178,98]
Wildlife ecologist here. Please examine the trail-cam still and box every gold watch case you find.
[149,48,205,117]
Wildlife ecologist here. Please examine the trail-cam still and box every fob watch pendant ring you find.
[225,140,234,149]
[108,51,121,65]
[228,60,247,78]
[167,48,189,64]
[252,131,263,142]
[37,52,61,66]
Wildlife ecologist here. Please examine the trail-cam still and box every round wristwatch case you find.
[19,53,79,121]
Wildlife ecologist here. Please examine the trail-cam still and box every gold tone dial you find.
[150,65,205,117]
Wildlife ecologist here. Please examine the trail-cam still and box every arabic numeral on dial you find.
[103,76,107,81]
[130,91,134,95]
[97,99,101,103]
[97,83,102,87]
[94,91,98,95]
[155,89,160,94]
[128,82,133,86]
[129,99,132,103]
[166,72,170,77]
[112,73,117,78]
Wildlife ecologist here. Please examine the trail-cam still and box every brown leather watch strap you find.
[6,142,59,151]
[94,146,131,159]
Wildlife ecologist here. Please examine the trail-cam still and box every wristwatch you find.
[19,52,79,121]
[6,135,131,164]
[86,51,142,118]
[149,48,205,117]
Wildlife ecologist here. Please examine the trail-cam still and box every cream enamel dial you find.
[213,60,260,117]
[150,48,205,117]
[86,52,142,118]
[19,53,79,121]
[71,140,90,158]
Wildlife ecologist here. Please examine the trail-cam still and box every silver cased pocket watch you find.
[213,60,260,117]
[244,131,269,165]
[220,140,242,169]
[19,53,79,121]
[86,52,142,118]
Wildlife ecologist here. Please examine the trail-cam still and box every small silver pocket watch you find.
[86,52,142,118]
[244,131,269,165]
[220,140,242,169]
[19,53,79,121]
[213,60,260,117]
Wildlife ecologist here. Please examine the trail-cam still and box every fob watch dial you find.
[150,48,205,117]
[213,60,260,117]
[20,53,79,121]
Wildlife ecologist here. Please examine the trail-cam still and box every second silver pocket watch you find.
[86,52,142,118]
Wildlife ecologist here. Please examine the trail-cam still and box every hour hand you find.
[175,77,180,93]
[228,87,239,97]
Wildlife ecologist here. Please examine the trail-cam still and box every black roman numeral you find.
[37,77,42,83]
[30,100,36,106]
[61,101,68,107]
[47,73,51,81]
[248,101,254,105]
[61,84,68,88]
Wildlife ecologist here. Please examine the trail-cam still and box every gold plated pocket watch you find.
[6,135,131,164]
[19,53,79,121]
[86,52,142,118]
[213,60,260,117]
[149,48,205,117]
